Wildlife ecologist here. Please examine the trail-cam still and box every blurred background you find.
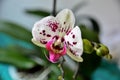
[0,0,120,80]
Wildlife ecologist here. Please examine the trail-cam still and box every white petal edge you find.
[56,9,75,27]
[67,49,83,62]
[32,38,45,48]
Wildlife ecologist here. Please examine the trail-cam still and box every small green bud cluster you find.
[83,39,112,59]
[58,76,64,80]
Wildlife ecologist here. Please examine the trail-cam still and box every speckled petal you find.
[56,9,75,36]
[64,26,83,62]
[32,16,60,47]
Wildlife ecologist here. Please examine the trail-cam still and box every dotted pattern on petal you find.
[65,26,83,57]
[32,16,60,45]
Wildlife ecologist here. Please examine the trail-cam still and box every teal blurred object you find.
[0,63,13,80]
[92,60,120,80]
[0,63,20,80]
[0,33,13,47]
[0,33,33,49]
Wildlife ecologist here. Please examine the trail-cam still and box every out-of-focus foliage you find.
[0,47,36,69]
[25,9,50,17]
[0,21,37,69]
[79,25,99,42]
[0,21,32,43]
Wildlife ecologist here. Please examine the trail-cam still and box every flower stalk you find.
[52,0,57,16]
[58,57,65,80]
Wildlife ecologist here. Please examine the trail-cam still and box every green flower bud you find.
[58,76,63,80]
[105,54,112,60]
[95,44,109,56]
[83,39,94,54]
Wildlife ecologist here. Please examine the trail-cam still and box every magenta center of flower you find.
[46,37,66,55]
[45,36,66,63]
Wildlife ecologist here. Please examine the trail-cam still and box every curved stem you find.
[58,57,65,80]
[52,0,57,16]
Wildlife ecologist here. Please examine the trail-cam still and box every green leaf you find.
[79,25,100,42]
[87,17,100,33]
[77,16,100,34]
[25,9,50,17]
[0,47,36,69]
[0,21,32,43]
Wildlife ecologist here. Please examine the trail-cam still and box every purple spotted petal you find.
[64,26,83,62]
[56,9,75,36]
[32,16,60,47]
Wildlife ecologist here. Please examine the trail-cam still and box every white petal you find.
[32,16,60,46]
[32,38,45,48]
[56,9,75,36]
[64,26,83,62]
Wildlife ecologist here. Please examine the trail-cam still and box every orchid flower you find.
[32,9,83,63]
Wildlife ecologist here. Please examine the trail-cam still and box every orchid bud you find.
[58,76,64,80]
[83,39,94,54]
[95,44,109,57]
[105,54,112,60]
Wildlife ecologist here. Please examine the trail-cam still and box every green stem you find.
[58,57,65,80]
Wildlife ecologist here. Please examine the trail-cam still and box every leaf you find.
[79,25,100,42]
[25,9,50,17]
[0,21,32,43]
[77,16,100,34]
[87,17,100,33]
[0,47,36,69]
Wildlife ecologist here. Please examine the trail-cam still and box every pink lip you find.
[45,38,66,63]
